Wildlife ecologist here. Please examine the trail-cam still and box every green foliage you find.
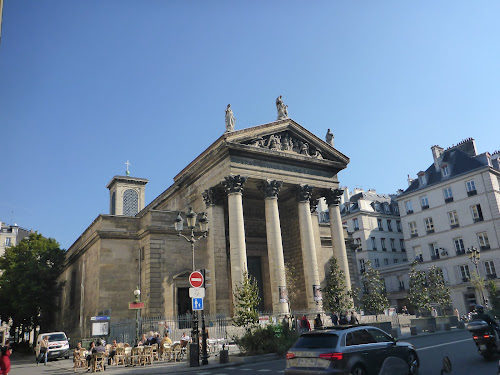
[233,271,260,329]
[427,265,451,312]
[469,270,486,304]
[284,262,299,311]
[0,232,66,333]
[487,281,500,318]
[408,263,431,315]
[234,322,299,356]
[323,257,354,313]
[360,261,389,315]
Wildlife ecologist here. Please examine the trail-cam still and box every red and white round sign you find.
[189,271,204,288]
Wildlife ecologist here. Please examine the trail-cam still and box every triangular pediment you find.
[224,119,349,165]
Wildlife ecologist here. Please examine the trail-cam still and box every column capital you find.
[310,199,319,213]
[223,175,248,194]
[202,187,225,207]
[325,188,344,206]
[258,179,283,198]
[295,184,314,202]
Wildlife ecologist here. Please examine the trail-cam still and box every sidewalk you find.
[9,345,281,374]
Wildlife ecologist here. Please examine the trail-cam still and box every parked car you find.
[35,332,70,360]
[285,325,419,375]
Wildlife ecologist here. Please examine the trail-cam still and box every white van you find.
[36,332,70,360]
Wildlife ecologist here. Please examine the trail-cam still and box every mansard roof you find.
[403,141,489,195]
[341,190,399,215]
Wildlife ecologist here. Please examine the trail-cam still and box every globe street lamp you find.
[467,246,484,304]
[175,208,209,366]
[134,287,141,345]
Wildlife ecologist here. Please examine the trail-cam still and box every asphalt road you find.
[9,330,500,374]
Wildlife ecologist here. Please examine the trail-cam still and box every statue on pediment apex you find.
[276,96,289,120]
[225,104,236,132]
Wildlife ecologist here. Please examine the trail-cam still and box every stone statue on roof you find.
[225,104,235,132]
[276,96,289,120]
[325,129,334,146]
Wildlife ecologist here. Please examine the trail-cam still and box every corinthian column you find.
[222,175,248,302]
[296,184,322,311]
[202,187,228,314]
[259,180,289,315]
[325,188,352,290]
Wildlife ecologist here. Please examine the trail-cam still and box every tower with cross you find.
[106,164,148,216]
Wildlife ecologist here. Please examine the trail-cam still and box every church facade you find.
[57,114,352,339]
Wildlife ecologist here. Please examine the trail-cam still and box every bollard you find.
[219,349,229,364]
[189,343,199,367]
[410,326,418,336]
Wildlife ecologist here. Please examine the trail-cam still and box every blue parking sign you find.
[192,297,203,311]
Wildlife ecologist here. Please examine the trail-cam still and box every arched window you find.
[123,189,139,216]
[111,192,116,215]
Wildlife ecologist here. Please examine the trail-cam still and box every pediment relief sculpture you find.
[242,131,326,160]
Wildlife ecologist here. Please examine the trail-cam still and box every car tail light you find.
[319,352,343,360]
[473,336,478,340]
[484,334,491,338]
[286,352,295,360]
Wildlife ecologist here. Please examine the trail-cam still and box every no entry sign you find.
[189,271,204,288]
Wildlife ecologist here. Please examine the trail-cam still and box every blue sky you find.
[0,1,498,250]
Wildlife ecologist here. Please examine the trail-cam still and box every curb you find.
[399,327,467,341]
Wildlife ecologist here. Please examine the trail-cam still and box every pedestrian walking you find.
[331,312,338,325]
[300,315,311,332]
[314,314,323,329]
[36,335,49,366]
[0,342,12,375]
[349,311,359,324]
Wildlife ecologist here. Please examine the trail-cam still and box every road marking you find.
[258,370,272,372]
[418,338,471,351]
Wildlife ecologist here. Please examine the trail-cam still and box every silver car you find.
[285,325,419,375]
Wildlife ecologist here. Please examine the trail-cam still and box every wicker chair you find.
[142,346,153,365]
[151,344,160,361]
[114,347,126,366]
[161,343,172,361]
[92,352,106,372]
[130,347,142,366]
[73,349,87,372]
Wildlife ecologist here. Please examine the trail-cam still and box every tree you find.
[233,271,261,330]
[486,281,500,318]
[408,263,431,316]
[284,262,299,311]
[323,257,355,314]
[360,261,389,317]
[469,270,486,305]
[0,232,65,339]
[427,265,451,314]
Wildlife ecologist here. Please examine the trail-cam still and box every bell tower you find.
[106,170,148,216]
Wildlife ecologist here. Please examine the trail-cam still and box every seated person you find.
[137,334,148,346]
[180,332,191,347]
[86,341,96,369]
[108,339,118,365]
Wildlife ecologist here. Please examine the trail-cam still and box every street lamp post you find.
[174,208,209,366]
[133,287,141,345]
[467,246,484,304]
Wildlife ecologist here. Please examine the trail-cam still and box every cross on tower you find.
[125,160,131,176]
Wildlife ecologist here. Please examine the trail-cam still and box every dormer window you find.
[441,165,450,177]
[417,171,426,185]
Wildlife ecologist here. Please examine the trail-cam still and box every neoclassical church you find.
[57,101,354,339]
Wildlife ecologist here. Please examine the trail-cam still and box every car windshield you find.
[292,334,339,349]
[48,334,67,341]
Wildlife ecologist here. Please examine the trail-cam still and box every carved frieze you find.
[258,179,283,198]
[295,184,314,202]
[202,187,225,207]
[243,131,325,160]
[222,175,248,194]
[324,188,344,206]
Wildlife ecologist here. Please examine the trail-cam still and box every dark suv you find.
[285,325,418,375]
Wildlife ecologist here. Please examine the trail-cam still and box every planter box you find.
[367,321,392,334]
[411,317,436,332]
[435,316,459,327]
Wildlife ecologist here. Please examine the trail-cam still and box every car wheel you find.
[350,364,367,375]
[408,351,419,375]
[65,355,70,359]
